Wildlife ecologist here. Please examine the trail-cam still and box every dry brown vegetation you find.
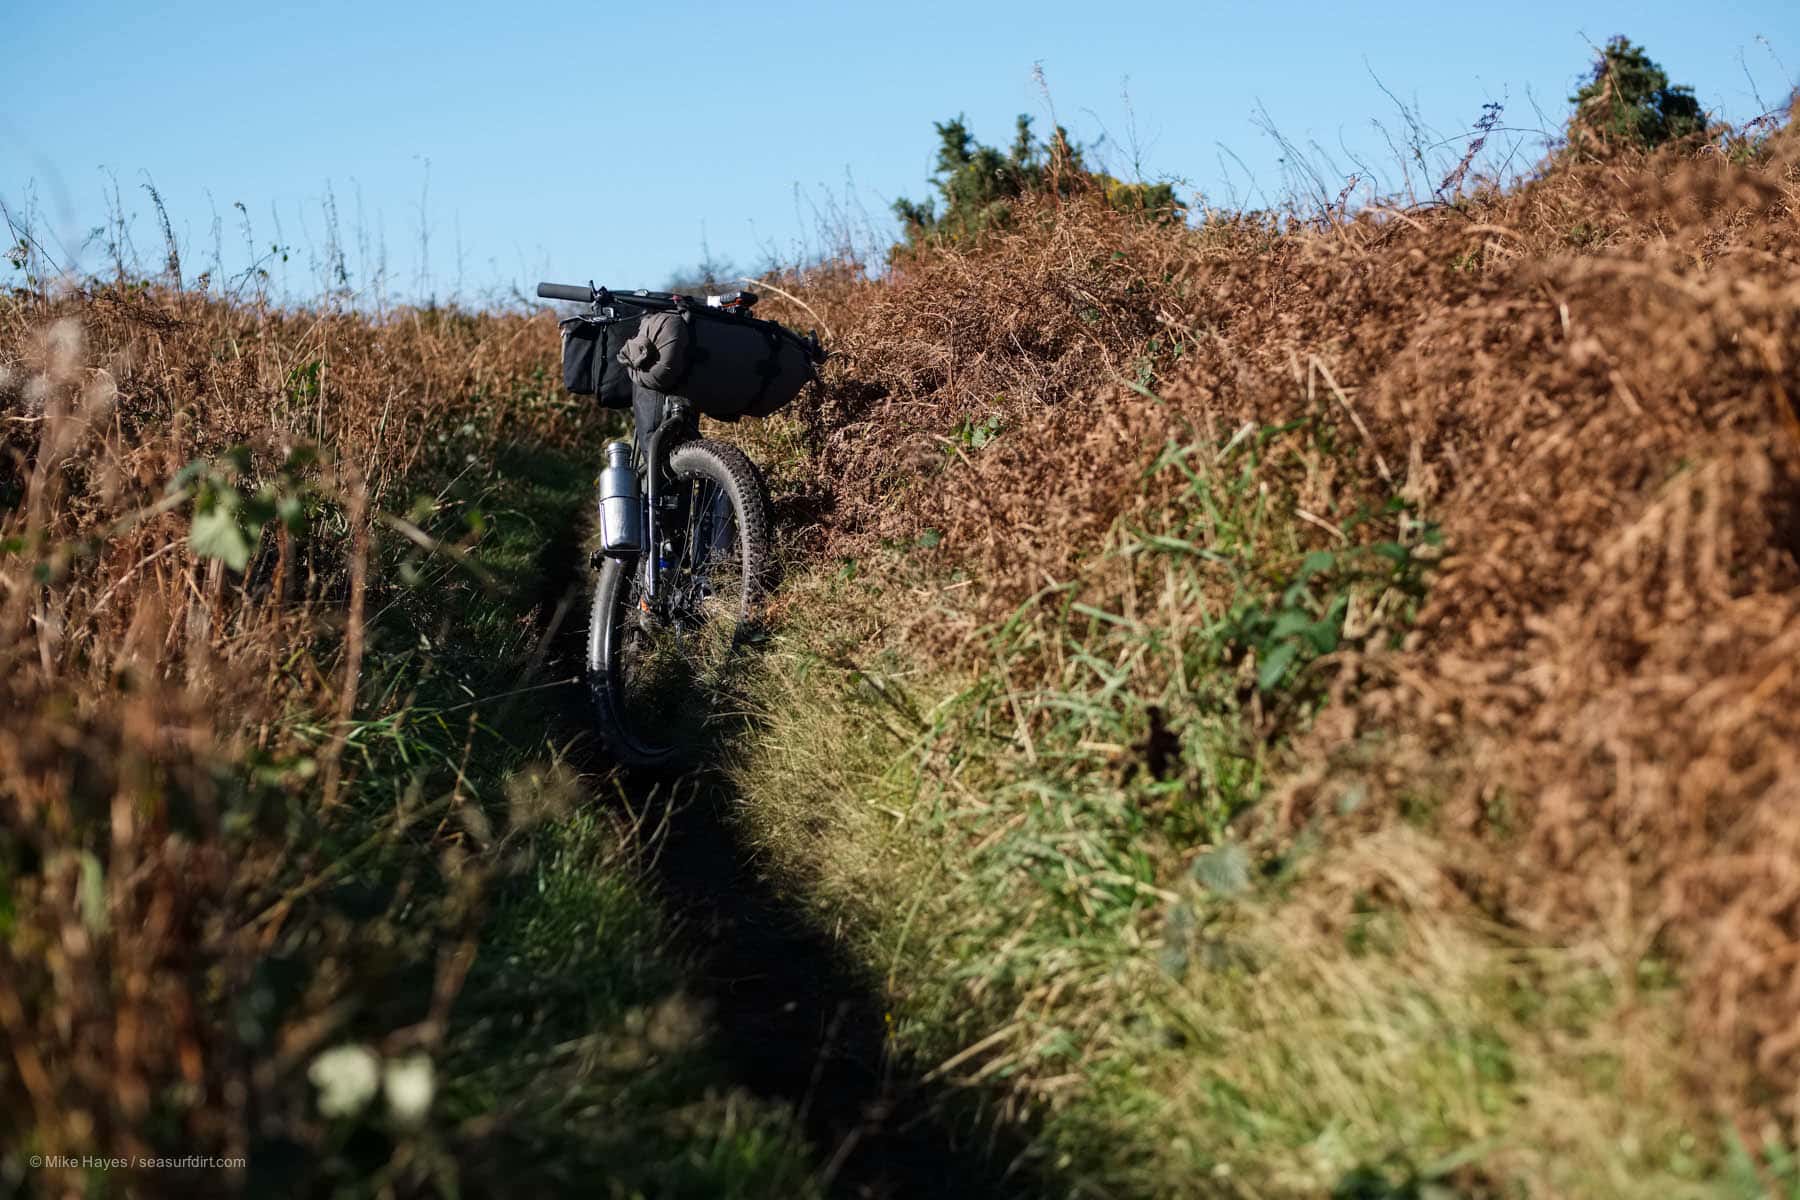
[0,290,601,1187]
[733,102,1800,1184]
[8,78,1800,1197]
[1,277,826,1196]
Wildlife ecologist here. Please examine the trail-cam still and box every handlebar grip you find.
[536,281,595,302]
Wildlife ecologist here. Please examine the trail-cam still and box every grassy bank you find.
[0,289,818,1196]
[321,439,819,1198]
[733,428,1715,1197]
[724,110,1800,1196]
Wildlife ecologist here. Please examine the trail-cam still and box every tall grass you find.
[0,286,818,1195]
[732,410,1711,1195]
[725,105,1800,1195]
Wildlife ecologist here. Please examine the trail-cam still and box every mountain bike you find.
[537,280,791,768]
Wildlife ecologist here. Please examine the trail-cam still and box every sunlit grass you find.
[728,412,1736,1197]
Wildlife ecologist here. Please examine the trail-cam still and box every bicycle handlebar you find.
[536,281,697,307]
[536,281,597,302]
[535,281,759,313]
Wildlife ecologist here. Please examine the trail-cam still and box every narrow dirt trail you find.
[523,517,1059,1197]
[638,772,1055,1199]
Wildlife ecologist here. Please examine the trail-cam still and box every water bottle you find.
[598,441,643,555]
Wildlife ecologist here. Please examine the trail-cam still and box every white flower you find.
[383,1054,435,1124]
[309,1044,380,1118]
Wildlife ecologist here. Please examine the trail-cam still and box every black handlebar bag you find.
[560,310,642,410]
[618,304,822,421]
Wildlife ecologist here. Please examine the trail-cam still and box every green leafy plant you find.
[174,444,313,571]
[1228,550,1353,693]
[286,358,322,404]
[1223,530,1438,696]
[947,412,1003,457]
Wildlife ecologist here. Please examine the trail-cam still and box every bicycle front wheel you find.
[587,438,772,768]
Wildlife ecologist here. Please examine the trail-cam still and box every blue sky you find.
[6,1,1795,304]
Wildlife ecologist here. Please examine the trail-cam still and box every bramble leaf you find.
[191,493,251,571]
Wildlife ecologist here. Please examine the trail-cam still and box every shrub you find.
[1567,36,1706,153]
[892,115,1183,252]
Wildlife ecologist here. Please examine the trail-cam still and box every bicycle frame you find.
[634,396,701,606]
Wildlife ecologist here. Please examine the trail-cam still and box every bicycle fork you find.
[637,399,695,607]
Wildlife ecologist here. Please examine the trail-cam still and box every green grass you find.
[728,406,1740,1197]
[232,430,821,1197]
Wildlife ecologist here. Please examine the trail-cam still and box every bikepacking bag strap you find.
[618,302,822,421]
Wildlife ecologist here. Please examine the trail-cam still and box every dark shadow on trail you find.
[629,766,1057,1199]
